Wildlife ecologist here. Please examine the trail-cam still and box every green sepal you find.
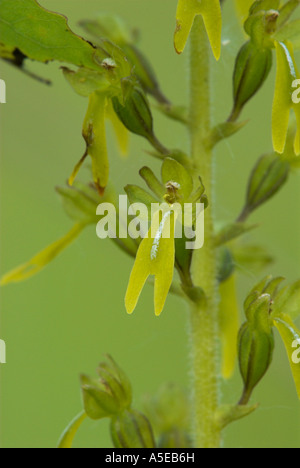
[62,67,109,97]
[80,374,120,420]
[272,280,300,320]
[139,166,166,200]
[124,185,159,211]
[161,158,194,201]
[80,356,132,420]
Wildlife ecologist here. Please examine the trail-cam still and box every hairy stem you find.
[188,16,221,449]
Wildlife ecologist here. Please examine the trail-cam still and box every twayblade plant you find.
[1,0,300,448]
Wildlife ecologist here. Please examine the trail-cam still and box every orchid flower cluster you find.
[1,0,300,448]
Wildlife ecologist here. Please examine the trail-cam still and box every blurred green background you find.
[0,0,299,448]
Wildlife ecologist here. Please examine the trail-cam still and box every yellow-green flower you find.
[174,0,222,60]
[272,40,300,155]
[125,209,176,317]
[125,157,206,316]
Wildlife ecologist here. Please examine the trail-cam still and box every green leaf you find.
[0,0,101,70]
[57,411,87,448]
[274,316,300,399]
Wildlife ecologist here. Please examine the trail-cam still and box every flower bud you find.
[80,355,132,420]
[238,152,289,222]
[112,82,168,154]
[238,322,274,404]
[238,291,275,403]
[229,40,272,121]
[110,409,156,448]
